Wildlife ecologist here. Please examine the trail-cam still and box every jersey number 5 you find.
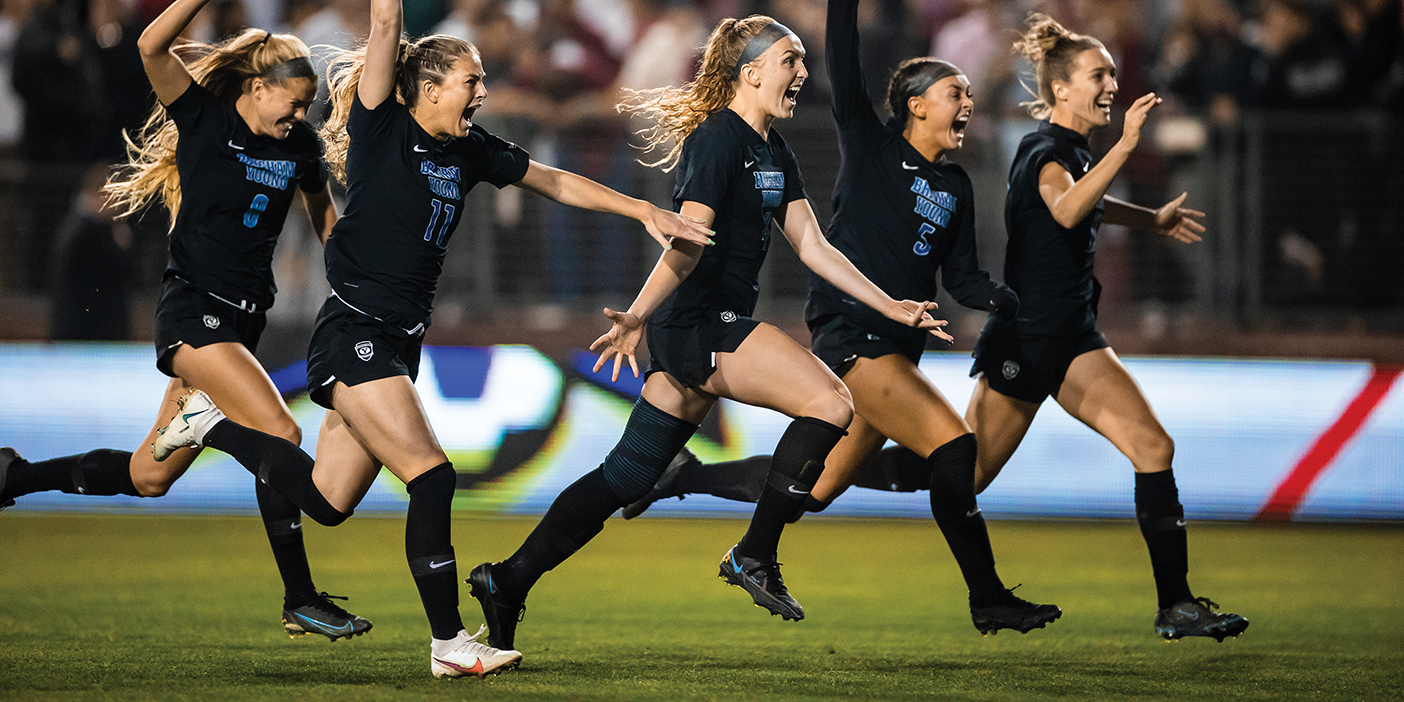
[913,223,933,256]
[424,199,456,247]
[243,194,269,229]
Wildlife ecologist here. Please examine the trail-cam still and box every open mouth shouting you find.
[1095,94,1114,119]
[784,82,802,107]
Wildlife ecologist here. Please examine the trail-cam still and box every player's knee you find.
[809,382,853,428]
[266,416,302,446]
[1140,430,1174,470]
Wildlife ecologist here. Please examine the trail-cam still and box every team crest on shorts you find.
[354,341,374,361]
[202,315,220,329]
[720,310,738,323]
[1002,360,1020,380]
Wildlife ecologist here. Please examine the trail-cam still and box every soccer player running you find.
[611,0,1063,636]
[965,14,1247,641]
[142,0,712,677]
[0,0,372,641]
[465,15,948,654]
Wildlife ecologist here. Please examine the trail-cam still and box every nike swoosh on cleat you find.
[435,657,485,675]
[430,559,455,569]
[1177,608,1199,620]
[730,552,743,574]
[182,409,209,422]
[294,612,352,633]
[487,574,496,594]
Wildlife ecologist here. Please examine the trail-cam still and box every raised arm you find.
[778,199,952,340]
[137,0,213,105]
[515,161,713,249]
[1039,93,1161,228]
[358,0,403,108]
[826,0,875,127]
[590,201,712,380]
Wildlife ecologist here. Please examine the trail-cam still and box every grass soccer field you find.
[1,515,1401,701]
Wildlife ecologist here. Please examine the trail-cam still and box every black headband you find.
[732,22,797,79]
[261,56,317,81]
[904,59,963,99]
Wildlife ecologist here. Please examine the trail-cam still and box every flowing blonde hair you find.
[617,15,780,172]
[1012,13,1104,120]
[105,30,313,230]
[320,35,478,184]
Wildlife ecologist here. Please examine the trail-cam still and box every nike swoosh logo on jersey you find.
[744,160,755,168]
[228,140,244,150]
[901,161,918,170]
[430,559,455,569]
[414,144,429,153]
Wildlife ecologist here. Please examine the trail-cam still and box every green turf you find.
[1,515,1401,701]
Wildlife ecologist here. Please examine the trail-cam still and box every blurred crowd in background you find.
[0,0,1400,355]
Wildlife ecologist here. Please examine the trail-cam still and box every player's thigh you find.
[329,375,449,484]
[1055,347,1174,473]
[311,409,385,513]
[699,323,852,426]
[810,413,888,503]
[965,376,1040,493]
[844,354,968,458]
[170,342,301,441]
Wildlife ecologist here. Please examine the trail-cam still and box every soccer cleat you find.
[621,446,699,519]
[430,625,522,679]
[1155,597,1249,642]
[466,562,526,653]
[282,592,373,641]
[718,545,804,621]
[0,447,21,511]
[970,585,1063,635]
[152,390,223,462]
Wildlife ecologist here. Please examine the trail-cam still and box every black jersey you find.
[805,0,1003,347]
[1004,121,1103,337]
[165,82,326,310]
[324,94,529,326]
[652,108,806,327]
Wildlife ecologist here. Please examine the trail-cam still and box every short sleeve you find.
[347,91,400,142]
[473,127,531,189]
[674,126,739,212]
[164,82,228,136]
[780,139,807,205]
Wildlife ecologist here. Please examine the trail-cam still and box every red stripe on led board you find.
[1255,364,1403,522]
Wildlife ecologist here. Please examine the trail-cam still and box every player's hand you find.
[589,307,645,381]
[1152,192,1205,244]
[991,284,1020,322]
[1118,92,1162,152]
[886,299,954,343]
[642,207,714,250]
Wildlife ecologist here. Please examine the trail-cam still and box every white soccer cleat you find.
[152,390,223,462]
[430,625,522,679]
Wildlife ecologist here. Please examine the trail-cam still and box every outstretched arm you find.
[137,0,213,105]
[778,199,953,341]
[358,0,402,109]
[515,161,713,249]
[1104,193,1205,243]
[1039,93,1162,228]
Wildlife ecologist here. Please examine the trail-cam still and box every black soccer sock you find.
[853,446,933,493]
[927,434,1005,607]
[405,463,465,640]
[736,417,846,561]
[599,397,699,502]
[676,454,771,503]
[255,478,318,607]
[494,467,623,602]
[1135,469,1194,609]
[202,420,351,527]
[3,450,139,498]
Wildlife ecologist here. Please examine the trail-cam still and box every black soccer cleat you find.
[621,447,699,519]
[718,545,804,621]
[1155,597,1249,642]
[0,447,22,512]
[970,585,1063,635]
[282,592,373,641]
[466,562,527,654]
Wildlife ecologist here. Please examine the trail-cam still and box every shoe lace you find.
[458,624,502,656]
[1191,596,1220,612]
[308,591,354,619]
[746,561,789,594]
